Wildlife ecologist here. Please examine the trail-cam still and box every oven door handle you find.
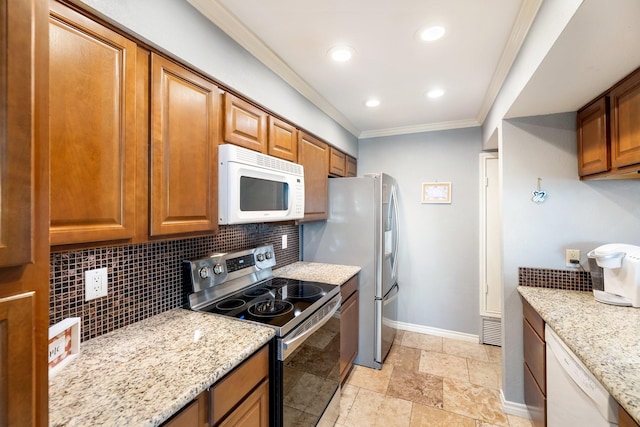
[281,295,341,359]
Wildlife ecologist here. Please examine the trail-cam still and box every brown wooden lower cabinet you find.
[522,298,546,427]
[211,345,269,426]
[620,404,640,427]
[340,275,359,383]
[163,392,208,427]
[162,344,269,427]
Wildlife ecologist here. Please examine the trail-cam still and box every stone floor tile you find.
[443,338,490,362]
[402,331,443,352]
[386,345,422,372]
[419,350,470,382]
[442,377,508,426]
[386,367,443,408]
[467,358,500,389]
[409,403,476,427]
[506,414,535,427]
[345,363,393,394]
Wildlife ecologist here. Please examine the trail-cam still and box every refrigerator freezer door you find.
[375,282,399,365]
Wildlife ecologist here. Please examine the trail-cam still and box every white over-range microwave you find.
[218,144,305,225]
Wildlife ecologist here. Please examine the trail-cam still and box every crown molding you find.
[358,119,480,140]
[476,0,543,124]
[186,0,360,137]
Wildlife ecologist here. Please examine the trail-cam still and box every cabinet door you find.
[619,404,640,427]
[329,147,347,177]
[298,132,329,222]
[217,380,269,427]
[150,55,220,237]
[0,292,35,427]
[268,116,297,162]
[49,3,137,245]
[346,156,357,177]
[0,0,35,265]
[163,392,208,427]
[611,69,640,168]
[223,93,267,153]
[340,290,358,382]
[577,98,609,176]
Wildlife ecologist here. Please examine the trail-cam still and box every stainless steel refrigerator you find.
[302,173,399,370]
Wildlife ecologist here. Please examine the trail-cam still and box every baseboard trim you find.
[500,389,531,419]
[394,320,480,343]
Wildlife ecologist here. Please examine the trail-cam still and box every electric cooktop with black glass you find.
[183,244,340,337]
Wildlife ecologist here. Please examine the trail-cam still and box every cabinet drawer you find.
[211,345,269,424]
[523,319,546,393]
[341,275,358,300]
[522,298,544,340]
[524,362,546,427]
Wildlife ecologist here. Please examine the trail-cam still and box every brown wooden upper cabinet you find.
[298,132,329,222]
[578,67,640,179]
[223,92,268,153]
[150,54,220,237]
[0,0,36,266]
[329,147,347,177]
[268,116,298,162]
[346,155,357,177]
[578,98,609,177]
[610,69,640,169]
[49,2,138,245]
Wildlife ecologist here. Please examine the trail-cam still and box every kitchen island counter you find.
[274,261,360,285]
[518,286,640,424]
[49,308,274,427]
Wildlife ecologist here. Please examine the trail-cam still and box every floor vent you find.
[481,317,502,346]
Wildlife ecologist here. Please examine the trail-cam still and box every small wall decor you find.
[48,317,80,377]
[531,178,547,203]
[422,182,451,204]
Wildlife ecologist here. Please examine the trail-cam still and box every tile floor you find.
[336,330,533,427]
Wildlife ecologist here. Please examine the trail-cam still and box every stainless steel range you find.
[184,245,341,426]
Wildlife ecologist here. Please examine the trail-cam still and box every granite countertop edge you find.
[517,286,640,423]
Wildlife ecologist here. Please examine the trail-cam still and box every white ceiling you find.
[187,0,640,139]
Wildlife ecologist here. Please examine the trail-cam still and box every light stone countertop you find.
[274,261,360,285]
[517,286,640,423]
[49,309,275,427]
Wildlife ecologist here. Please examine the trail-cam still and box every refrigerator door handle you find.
[383,283,399,305]
[390,185,400,282]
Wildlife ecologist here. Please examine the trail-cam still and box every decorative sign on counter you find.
[48,317,80,377]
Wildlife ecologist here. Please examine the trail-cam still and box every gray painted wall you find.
[358,128,483,335]
[500,112,640,404]
[73,0,358,156]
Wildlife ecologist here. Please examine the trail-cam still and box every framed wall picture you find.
[422,182,451,204]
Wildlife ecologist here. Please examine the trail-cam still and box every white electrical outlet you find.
[85,267,108,301]
[565,249,581,267]
[282,234,288,249]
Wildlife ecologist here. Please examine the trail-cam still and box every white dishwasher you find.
[545,324,618,426]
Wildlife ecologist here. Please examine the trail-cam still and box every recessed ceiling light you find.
[417,26,446,42]
[365,99,380,107]
[328,46,354,62]
[426,88,445,99]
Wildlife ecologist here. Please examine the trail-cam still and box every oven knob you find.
[213,264,224,275]
[256,253,265,262]
[199,267,209,279]
[265,251,273,260]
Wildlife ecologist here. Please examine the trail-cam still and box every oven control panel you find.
[184,245,277,295]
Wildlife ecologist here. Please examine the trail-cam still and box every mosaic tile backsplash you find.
[50,223,299,342]
[518,267,592,292]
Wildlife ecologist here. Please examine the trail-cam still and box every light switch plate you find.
[282,234,288,249]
